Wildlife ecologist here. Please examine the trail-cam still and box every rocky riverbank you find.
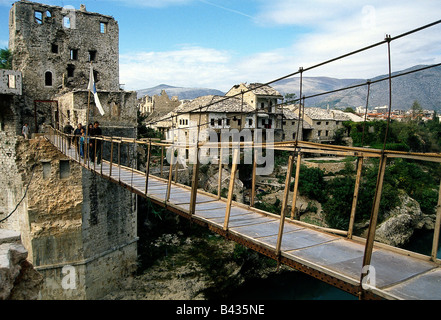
[102,205,291,300]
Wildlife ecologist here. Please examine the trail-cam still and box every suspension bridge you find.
[44,127,441,300]
[40,19,441,300]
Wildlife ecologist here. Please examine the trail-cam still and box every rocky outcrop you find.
[374,193,436,247]
[0,229,43,300]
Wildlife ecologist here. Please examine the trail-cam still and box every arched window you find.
[45,71,53,87]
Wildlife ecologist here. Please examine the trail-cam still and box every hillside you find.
[136,84,225,100]
[136,64,441,111]
[273,64,441,110]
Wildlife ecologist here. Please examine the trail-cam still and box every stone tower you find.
[1,1,138,299]
[9,0,121,133]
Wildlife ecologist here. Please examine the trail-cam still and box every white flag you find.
[87,65,105,115]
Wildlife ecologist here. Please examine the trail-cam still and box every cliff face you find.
[373,193,436,247]
[0,229,43,300]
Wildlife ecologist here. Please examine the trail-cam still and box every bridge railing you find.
[45,126,441,271]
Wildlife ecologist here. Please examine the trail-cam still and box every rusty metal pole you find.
[276,154,295,256]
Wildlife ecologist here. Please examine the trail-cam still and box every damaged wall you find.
[1,137,137,299]
[9,1,120,135]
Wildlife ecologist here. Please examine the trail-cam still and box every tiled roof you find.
[175,95,255,113]
[298,107,353,121]
[246,83,283,97]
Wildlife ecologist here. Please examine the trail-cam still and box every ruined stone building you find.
[1,1,138,299]
[138,89,181,118]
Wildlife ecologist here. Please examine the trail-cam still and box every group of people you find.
[64,121,102,165]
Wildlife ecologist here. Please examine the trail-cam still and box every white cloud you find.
[120,1,441,91]
[120,46,236,91]
[254,0,441,79]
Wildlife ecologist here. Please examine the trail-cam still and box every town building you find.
[226,83,284,141]
[293,107,363,143]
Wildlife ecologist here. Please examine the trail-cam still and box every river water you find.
[224,230,440,300]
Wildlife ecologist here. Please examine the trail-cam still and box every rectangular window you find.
[8,75,16,89]
[88,50,97,62]
[34,11,43,24]
[60,160,70,179]
[70,49,78,60]
[63,16,71,28]
[218,119,222,126]
[318,130,322,137]
[237,119,241,126]
[211,119,215,127]
[100,22,107,34]
[51,43,59,54]
[248,119,253,126]
[226,119,230,126]
[67,64,75,78]
[42,161,51,179]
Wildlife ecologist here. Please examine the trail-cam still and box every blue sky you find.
[1,0,441,91]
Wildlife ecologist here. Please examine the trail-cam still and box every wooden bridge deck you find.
[53,139,441,300]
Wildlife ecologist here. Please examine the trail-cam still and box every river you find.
[225,271,357,300]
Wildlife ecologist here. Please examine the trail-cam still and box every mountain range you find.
[136,84,225,100]
[136,64,441,111]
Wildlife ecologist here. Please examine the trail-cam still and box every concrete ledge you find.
[0,229,21,245]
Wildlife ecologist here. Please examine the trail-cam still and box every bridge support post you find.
[250,149,257,207]
[348,156,364,239]
[144,140,151,196]
[217,146,223,200]
[360,154,387,296]
[223,148,240,231]
[431,179,441,261]
[189,149,200,215]
[276,153,295,255]
[166,146,175,202]
[290,152,302,220]
[109,137,114,177]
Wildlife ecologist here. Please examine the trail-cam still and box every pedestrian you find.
[22,123,30,139]
[63,122,74,148]
[79,129,86,158]
[90,121,103,165]
[87,123,94,162]
[73,123,83,155]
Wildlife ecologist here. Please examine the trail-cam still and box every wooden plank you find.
[231,220,302,239]
[265,228,337,252]
[370,250,436,289]
[384,268,441,300]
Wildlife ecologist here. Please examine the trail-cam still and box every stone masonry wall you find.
[0,136,137,299]
[9,1,120,135]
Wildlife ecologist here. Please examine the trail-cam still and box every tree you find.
[0,48,12,69]
[344,107,355,114]
[410,100,423,122]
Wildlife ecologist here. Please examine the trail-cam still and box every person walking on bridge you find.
[90,121,103,165]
